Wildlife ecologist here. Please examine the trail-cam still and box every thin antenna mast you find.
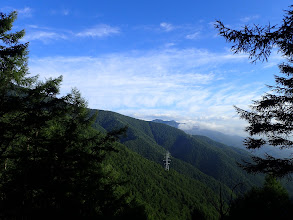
[163,151,171,171]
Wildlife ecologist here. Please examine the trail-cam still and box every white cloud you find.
[208,21,216,28]
[18,7,33,17]
[29,48,266,136]
[165,43,176,48]
[27,24,39,29]
[76,25,120,37]
[22,31,67,43]
[50,9,70,16]
[178,116,249,136]
[22,24,119,43]
[186,31,200,40]
[160,22,174,32]
[240,15,260,23]
[263,49,284,69]
[1,6,33,17]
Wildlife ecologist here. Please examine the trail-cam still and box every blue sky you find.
[3,0,292,135]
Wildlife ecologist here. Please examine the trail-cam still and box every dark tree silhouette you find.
[227,176,293,220]
[0,11,147,219]
[215,5,293,177]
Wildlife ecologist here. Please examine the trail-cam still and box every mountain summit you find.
[152,119,180,128]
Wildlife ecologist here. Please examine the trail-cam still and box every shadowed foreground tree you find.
[0,11,147,219]
[215,5,293,177]
[226,175,293,220]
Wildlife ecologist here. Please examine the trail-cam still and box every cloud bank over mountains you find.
[6,2,288,136]
[29,48,272,136]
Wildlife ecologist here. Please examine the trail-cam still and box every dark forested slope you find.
[107,144,220,219]
[90,110,278,219]
[93,110,263,194]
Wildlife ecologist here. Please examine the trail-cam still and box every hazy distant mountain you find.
[184,127,293,158]
[152,119,180,128]
[151,119,242,144]
[91,111,293,219]
[184,127,245,148]
[152,119,293,158]
[94,111,263,191]
[152,119,246,149]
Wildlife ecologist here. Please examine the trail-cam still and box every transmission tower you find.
[163,151,171,171]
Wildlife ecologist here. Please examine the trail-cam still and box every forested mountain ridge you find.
[3,6,293,219]
[152,119,180,128]
[107,144,220,219]
[91,110,293,218]
[153,119,293,159]
[92,110,264,194]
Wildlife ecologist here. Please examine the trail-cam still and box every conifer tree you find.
[227,176,293,219]
[215,5,293,177]
[0,11,146,219]
[0,11,32,152]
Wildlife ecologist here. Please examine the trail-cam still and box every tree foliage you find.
[0,11,146,219]
[107,143,219,220]
[227,175,293,219]
[215,5,293,177]
[94,110,264,195]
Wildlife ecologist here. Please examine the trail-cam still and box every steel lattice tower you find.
[163,151,171,171]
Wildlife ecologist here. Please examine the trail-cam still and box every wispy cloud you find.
[22,24,120,43]
[22,31,67,43]
[50,9,70,16]
[18,7,33,17]
[160,22,174,32]
[164,42,176,48]
[186,31,200,40]
[1,6,33,17]
[28,48,263,135]
[240,15,260,23]
[76,25,120,37]
[262,49,284,69]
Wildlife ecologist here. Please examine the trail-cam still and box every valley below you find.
[91,110,293,219]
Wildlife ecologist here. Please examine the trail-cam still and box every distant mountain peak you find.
[152,119,180,128]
